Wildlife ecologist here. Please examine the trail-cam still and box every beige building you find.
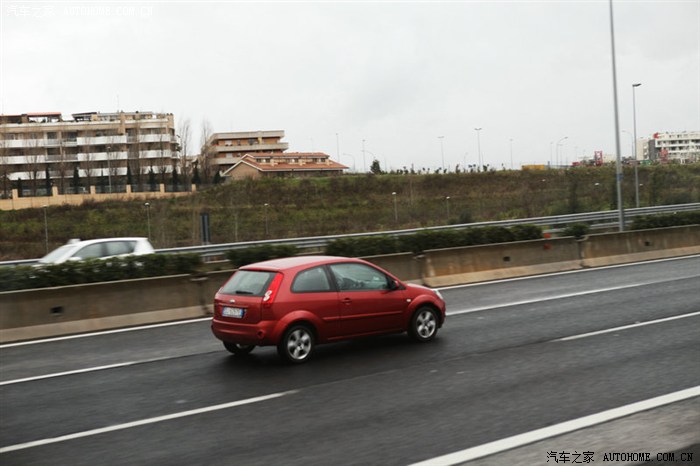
[0,111,179,197]
[224,152,347,179]
[205,130,289,174]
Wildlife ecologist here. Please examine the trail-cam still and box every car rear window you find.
[220,270,277,297]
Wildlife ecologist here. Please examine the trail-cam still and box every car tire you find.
[409,307,439,342]
[277,324,315,364]
[223,342,255,355]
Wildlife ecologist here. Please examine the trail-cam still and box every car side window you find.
[74,243,105,259]
[292,266,333,293]
[106,241,135,256]
[329,263,391,291]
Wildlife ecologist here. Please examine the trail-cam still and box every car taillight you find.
[262,273,283,307]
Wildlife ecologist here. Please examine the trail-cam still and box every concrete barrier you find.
[1,225,698,343]
[580,225,700,268]
[0,270,233,343]
[363,252,422,283]
[421,237,582,287]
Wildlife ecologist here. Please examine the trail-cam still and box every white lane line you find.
[553,310,700,342]
[409,385,700,466]
[0,317,213,349]
[0,361,137,386]
[0,390,297,454]
[446,276,685,316]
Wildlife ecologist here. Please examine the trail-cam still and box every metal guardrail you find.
[3,203,698,266]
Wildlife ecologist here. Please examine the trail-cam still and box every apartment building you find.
[647,131,700,163]
[0,111,179,196]
[224,152,347,179]
[205,130,289,174]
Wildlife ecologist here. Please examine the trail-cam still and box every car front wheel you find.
[409,307,439,342]
[277,325,315,364]
[223,342,255,355]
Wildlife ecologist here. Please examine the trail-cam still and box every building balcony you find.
[213,143,288,154]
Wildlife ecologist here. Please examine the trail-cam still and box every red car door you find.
[328,263,407,338]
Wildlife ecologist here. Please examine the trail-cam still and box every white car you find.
[37,237,155,264]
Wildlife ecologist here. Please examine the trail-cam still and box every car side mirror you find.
[388,280,400,291]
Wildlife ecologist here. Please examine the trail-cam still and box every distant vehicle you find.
[37,237,155,264]
[211,256,447,363]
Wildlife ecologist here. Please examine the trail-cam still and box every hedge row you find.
[0,253,202,292]
[631,211,700,230]
[223,225,543,268]
[324,225,543,257]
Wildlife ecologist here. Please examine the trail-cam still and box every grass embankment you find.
[1,164,699,260]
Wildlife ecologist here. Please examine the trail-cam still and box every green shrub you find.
[631,212,700,230]
[562,223,591,239]
[225,244,298,268]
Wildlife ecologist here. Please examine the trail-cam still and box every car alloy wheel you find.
[410,307,438,342]
[278,325,314,363]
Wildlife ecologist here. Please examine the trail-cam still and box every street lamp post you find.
[509,138,514,170]
[609,0,625,231]
[391,192,397,223]
[445,196,450,222]
[474,128,483,170]
[264,203,269,237]
[42,205,48,253]
[632,83,642,208]
[144,202,151,240]
[556,136,568,168]
[438,136,445,173]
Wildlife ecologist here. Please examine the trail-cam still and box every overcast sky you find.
[2,0,699,171]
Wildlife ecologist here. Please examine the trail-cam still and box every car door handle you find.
[341,298,352,305]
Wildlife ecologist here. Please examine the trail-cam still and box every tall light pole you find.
[264,203,269,237]
[609,0,625,231]
[144,202,151,240]
[556,136,568,168]
[445,196,451,222]
[438,136,445,173]
[474,128,483,170]
[509,138,514,170]
[362,139,366,173]
[632,83,642,208]
[391,192,398,223]
[42,205,49,253]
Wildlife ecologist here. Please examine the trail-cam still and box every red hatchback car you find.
[211,256,446,363]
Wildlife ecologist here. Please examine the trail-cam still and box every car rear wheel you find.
[223,342,255,355]
[409,307,438,342]
[277,324,315,364]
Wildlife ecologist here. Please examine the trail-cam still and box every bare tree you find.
[127,117,143,190]
[199,119,214,184]
[177,118,192,189]
[83,133,96,190]
[0,125,10,198]
[25,137,43,196]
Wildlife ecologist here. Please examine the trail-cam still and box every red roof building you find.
[223,152,348,179]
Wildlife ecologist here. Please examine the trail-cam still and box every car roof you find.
[65,237,149,246]
[240,255,364,272]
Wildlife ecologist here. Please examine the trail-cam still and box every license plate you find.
[222,306,245,318]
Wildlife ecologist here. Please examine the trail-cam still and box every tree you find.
[370,159,383,175]
[148,167,157,191]
[199,119,214,185]
[192,165,201,185]
[177,118,192,190]
[71,166,81,192]
[44,166,52,195]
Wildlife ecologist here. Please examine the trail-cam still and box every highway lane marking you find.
[409,385,700,466]
[446,275,692,316]
[0,317,213,349]
[0,358,173,386]
[552,310,700,342]
[1,255,697,349]
[0,390,297,454]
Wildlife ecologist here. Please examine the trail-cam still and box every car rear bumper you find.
[211,318,278,346]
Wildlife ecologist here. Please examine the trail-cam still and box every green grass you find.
[1,164,699,260]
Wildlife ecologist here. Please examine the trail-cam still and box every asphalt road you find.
[1,256,699,466]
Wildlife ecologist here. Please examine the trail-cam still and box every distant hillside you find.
[1,164,699,260]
